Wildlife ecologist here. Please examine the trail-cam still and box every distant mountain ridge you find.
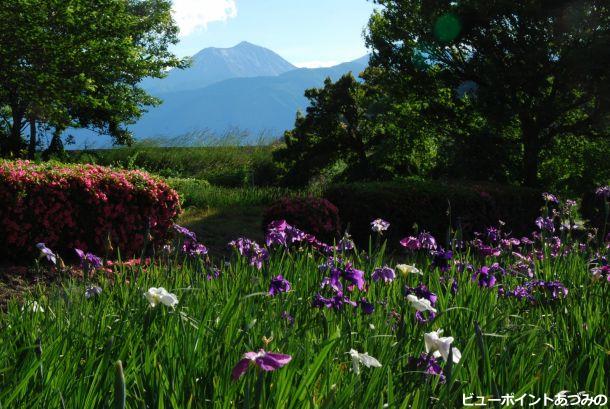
[72,42,369,147]
[141,41,297,94]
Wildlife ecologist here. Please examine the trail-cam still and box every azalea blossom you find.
[370,218,390,233]
[231,349,292,380]
[144,287,179,308]
[347,349,382,375]
[396,264,422,275]
[406,294,437,313]
[424,329,461,364]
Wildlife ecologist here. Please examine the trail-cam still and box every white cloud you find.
[295,60,340,69]
[172,0,237,37]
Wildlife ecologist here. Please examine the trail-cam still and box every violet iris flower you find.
[535,217,555,233]
[229,238,269,270]
[75,249,103,272]
[431,249,453,272]
[408,353,445,383]
[36,243,57,265]
[359,298,375,315]
[269,275,291,296]
[232,350,292,380]
[371,218,390,233]
[372,266,396,283]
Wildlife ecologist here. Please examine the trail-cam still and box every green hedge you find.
[324,180,544,247]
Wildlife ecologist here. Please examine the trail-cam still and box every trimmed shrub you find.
[324,180,544,247]
[262,197,341,241]
[0,160,181,261]
[581,187,609,233]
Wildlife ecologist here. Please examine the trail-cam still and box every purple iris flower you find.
[472,266,497,288]
[231,350,292,380]
[75,249,103,272]
[500,280,568,304]
[432,249,453,272]
[400,236,422,250]
[173,224,197,242]
[36,243,57,265]
[418,232,438,251]
[542,192,559,204]
[408,353,445,383]
[312,292,357,310]
[370,218,390,233]
[535,217,555,233]
[269,275,291,296]
[359,298,375,315]
[229,238,269,270]
[343,264,366,291]
[595,186,610,199]
[337,235,355,252]
[265,220,309,247]
[281,311,295,325]
[372,266,396,283]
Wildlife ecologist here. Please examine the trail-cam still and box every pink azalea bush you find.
[0,160,181,261]
[262,197,341,242]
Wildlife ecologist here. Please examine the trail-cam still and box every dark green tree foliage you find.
[0,0,186,156]
[275,74,378,186]
[366,0,610,186]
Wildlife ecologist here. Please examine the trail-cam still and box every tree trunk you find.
[6,107,25,156]
[28,117,37,159]
[522,129,540,187]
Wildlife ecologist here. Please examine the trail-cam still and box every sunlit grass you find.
[0,242,607,408]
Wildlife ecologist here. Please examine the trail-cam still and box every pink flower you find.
[231,349,292,380]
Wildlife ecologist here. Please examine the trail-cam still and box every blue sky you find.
[171,0,377,67]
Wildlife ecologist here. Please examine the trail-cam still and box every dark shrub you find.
[262,197,341,241]
[581,188,609,233]
[324,180,544,247]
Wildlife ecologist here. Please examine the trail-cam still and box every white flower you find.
[406,294,437,313]
[424,329,461,363]
[370,219,390,233]
[396,264,422,275]
[144,287,179,308]
[347,349,382,375]
[22,301,44,313]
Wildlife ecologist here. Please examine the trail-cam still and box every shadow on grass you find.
[178,206,266,256]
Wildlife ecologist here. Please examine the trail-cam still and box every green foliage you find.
[325,180,543,246]
[69,145,278,187]
[0,243,607,407]
[0,0,186,156]
[168,178,290,209]
[275,74,377,186]
[366,0,610,186]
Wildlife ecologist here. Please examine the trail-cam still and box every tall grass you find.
[0,239,607,408]
[69,142,279,187]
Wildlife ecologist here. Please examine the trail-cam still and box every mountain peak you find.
[144,42,296,94]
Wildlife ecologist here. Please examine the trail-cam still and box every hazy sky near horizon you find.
[171,0,377,67]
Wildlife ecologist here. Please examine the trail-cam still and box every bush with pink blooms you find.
[262,197,341,241]
[0,160,181,261]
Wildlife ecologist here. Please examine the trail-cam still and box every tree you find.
[366,0,610,186]
[275,74,377,186]
[0,0,186,157]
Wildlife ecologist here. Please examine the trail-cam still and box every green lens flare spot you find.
[434,13,461,43]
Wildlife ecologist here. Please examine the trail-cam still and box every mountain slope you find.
[129,56,369,141]
[141,41,296,94]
